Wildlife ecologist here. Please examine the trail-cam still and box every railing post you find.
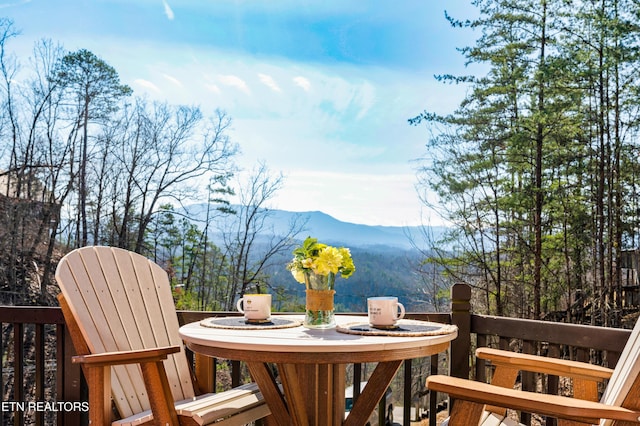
[58,323,86,425]
[450,283,471,379]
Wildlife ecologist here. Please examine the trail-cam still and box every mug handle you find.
[236,298,245,313]
[396,302,405,320]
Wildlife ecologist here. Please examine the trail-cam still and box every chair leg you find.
[140,360,180,425]
[86,365,112,426]
[448,399,484,426]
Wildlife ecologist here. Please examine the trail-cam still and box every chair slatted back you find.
[56,246,196,419]
[600,317,640,425]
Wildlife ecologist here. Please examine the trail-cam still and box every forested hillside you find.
[411,0,640,326]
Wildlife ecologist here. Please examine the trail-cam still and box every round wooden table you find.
[179,314,457,426]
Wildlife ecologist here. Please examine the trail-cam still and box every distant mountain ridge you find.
[184,204,447,250]
[181,204,449,311]
[261,209,428,249]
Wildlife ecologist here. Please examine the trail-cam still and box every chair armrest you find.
[426,375,640,424]
[477,347,613,382]
[72,346,181,367]
[75,346,182,425]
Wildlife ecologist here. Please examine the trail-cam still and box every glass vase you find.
[304,271,336,328]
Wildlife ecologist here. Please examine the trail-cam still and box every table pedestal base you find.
[247,360,403,426]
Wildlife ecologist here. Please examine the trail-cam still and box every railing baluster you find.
[353,362,362,403]
[498,335,510,351]
[403,358,411,426]
[13,322,24,426]
[1,323,5,426]
[213,357,218,391]
[576,346,588,363]
[476,333,487,382]
[521,340,535,425]
[35,323,45,426]
[1,323,3,407]
[378,388,386,426]
[231,360,241,387]
[56,323,65,426]
[429,353,438,426]
[546,344,560,426]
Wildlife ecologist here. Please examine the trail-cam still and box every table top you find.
[179,315,457,364]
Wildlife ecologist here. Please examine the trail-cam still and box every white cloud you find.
[258,73,281,92]
[162,73,182,87]
[133,78,161,93]
[355,81,376,120]
[0,0,31,8]
[205,83,221,94]
[218,74,250,94]
[269,170,426,226]
[293,76,311,92]
[162,0,174,20]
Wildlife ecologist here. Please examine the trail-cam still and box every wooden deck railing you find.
[447,283,631,426]
[0,284,633,426]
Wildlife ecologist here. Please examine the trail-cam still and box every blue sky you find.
[2,0,478,226]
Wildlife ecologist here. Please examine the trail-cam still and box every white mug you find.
[236,294,272,322]
[367,296,405,327]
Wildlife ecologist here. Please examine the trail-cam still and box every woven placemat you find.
[336,320,457,337]
[200,316,303,330]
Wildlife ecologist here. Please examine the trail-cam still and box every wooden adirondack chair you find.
[56,246,272,426]
[427,316,640,426]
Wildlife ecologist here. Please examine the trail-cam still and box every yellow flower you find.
[313,247,343,276]
[286,237,356,288]
[290,267,306,284]
[338,247,355,278]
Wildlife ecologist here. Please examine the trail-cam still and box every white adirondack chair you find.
[56,246,272,426]
[427,315,640,426]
